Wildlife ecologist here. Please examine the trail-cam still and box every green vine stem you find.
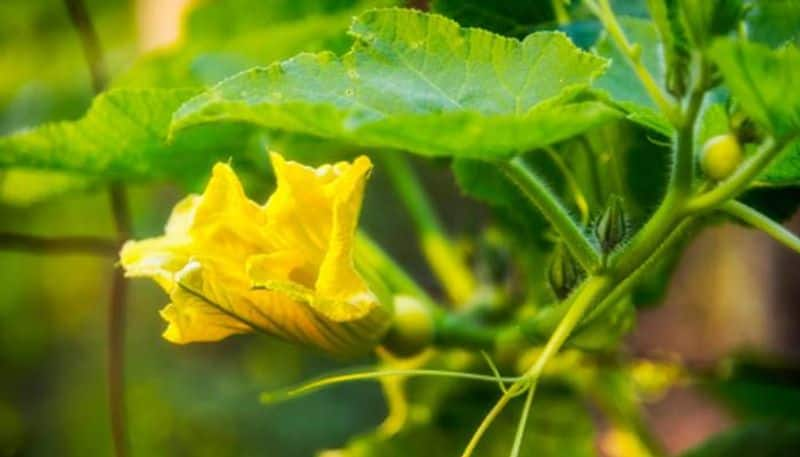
[500,156,601,272]
[355,232,433,303]
[0,233,117,255]
[379,153,476,305]
[551,0,570,25]
[64,1,131,456]
[669,63,709,197]
[722,201,800,255]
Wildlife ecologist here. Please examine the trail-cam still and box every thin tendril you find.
[261,368,524,404]
[481,350,508,393]
[509,381,537,457]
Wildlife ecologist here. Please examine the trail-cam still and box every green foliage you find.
[745,0,800,48]
[681,422,800,457]
[0,89,254,184]
[708,357,800,422]
[593,17,673,135]
[678,0,744,48]
[4,1,800,456]
[709,40,800,140]
[171,8,619,159]
[337,381,595,457]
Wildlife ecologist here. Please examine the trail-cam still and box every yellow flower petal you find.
[120,153,389,356]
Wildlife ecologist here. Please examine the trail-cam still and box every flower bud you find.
[547,243,583,300]
[383,295,434,357]
[700,133,743,181]
[594,195,628,254]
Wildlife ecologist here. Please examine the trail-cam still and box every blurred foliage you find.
[681,421,800,457]
[1,0,800,456]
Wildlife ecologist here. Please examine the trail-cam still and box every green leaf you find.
[647,0,691,96]
[709,40,800,189]
[593,17,673,136]
[709,39,800,139]
[678,0,745,48]
[681,422,800,457]
[171,8,619,159]
[745,0,800,48]
[0,89,254,183]
[708,357,800,422]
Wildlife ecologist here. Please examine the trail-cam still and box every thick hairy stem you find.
[501,156,601,272]
[669,68,707,197]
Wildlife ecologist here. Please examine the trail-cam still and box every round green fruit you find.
[700,134,743,181]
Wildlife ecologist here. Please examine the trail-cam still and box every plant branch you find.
[64,1,129,456]
[551,0,570,25]
[380,153,475,305]
[669,64,708,196]
[687,135,796,212]
[64,0,108,92]
[722,201,800,255]
[501,156,601,272]
[0,233,117,255]
[585,0,680,126]
[461,276,612,457]
[355,231,434,304]
[509,381,537,457]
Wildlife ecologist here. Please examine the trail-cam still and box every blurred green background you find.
[2,1,800,456]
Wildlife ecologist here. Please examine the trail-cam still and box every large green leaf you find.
[746,0,800,48]
[681,422,800,457]
[708,40,800,187]
[593,17,673,136]
[0,89,253,183]
[171,8,619,159]
[709,39,800,140]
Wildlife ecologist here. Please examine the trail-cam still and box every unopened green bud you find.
[594,195,628,254]
[383,295,434,357]
[547,243,583,300]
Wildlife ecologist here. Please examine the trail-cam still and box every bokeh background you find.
[1,1,799,456]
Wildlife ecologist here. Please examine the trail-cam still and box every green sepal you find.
[547,242,584,301]
[594,195,628,254]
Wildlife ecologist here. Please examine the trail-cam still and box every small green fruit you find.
[701,134,743,181]
[383,295,434,357]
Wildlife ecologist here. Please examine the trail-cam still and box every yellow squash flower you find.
[120,152,390,356]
